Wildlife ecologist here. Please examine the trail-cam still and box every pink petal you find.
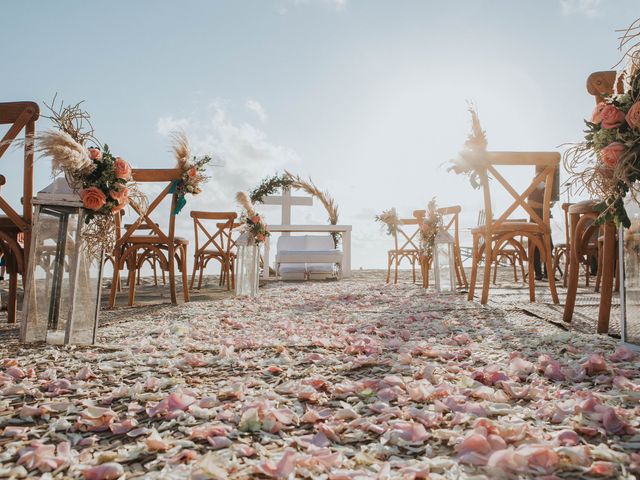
[83,462,124,480]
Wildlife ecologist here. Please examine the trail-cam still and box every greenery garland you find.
[250,173,293,204]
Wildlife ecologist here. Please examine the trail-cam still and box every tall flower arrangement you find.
[170,132,211,214]
[375,208,399,235]
[35,99,143,257]
[420,198,442,261]
[236,192,270,244]
[565,21,640,227]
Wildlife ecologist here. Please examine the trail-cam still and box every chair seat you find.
[198,249,236,257]
[472,222,548,235]
[276,249,343,263]
[127,235,188,245]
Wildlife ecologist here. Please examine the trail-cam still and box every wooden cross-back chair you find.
[467,152,561,305]
[413,205,468,289]
[0,102,38,323]
[189,211,238,291]
[564,71,620,334]
[108,169,189,307]
[386,218,421,284]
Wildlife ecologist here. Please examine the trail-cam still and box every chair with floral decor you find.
[0,102,39,323]
[414,206,468,288]
[189,211,238,291]
[108,169,189,307]
[467,151,560,305]
[386,217,421,284]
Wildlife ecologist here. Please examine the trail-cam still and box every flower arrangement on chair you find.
[35,98,144,256]
[170,132,211,214]
[419,198,442,261]
[236,192,270,244]
[565,28,640,228]
[375,208,399,235]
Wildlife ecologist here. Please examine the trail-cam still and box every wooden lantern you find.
[620,199,640,347]
[433,229,456,293]
[20,178,104,345]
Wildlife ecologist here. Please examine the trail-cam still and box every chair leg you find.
[512,256,518,282]
[468,237,479,301]
[563,213,581,323]
[544,235,559,304]
[153,258,158,286]
[386,254,392,283]
[480,237,492,305]
[411,257,416,284]
[108,254,121,309]
[168,246,177,305]
[190,256,198,290]
[597,223,615,334]
[527,241,535,302]
[7,266,17,324]
[127,252,137,307]
[197,259,205,290]
[394,255,399,284]
[181,247,190,303]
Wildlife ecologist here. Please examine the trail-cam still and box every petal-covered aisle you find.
[1,274,639,479]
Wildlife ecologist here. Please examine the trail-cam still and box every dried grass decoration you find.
[375,208,399,235]
[420,198,442,261]
[449,102,488,189]
[170,131,211,214]
[36,98,145,258]
[564,21,640,227]
[236,192,270,244]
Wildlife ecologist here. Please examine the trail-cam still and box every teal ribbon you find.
[170,180,187,214]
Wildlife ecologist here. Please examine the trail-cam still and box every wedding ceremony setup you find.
[2,2,640,479]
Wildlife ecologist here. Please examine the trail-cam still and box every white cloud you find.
[156,99,298,219]
[245,98,268,123]
[560,0,602,17]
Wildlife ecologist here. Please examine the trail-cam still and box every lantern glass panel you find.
[434,231,455,292]
[622,207,640,345]
[235,234,260,297]
[22,204,102,345]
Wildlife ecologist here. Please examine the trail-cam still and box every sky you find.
[1,0,639,270]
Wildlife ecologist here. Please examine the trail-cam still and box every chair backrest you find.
[393,218,420,252]
[115,169,182,250]
[473,152,560,233]
[586,71,621,103]
[190,211,237,257]
[0,102,39,236]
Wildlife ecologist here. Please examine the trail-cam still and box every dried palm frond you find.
[171,131,191,171]
[284,171,339,225]
[36,130,94,184]
[236,191,256,217]
[464,102,488,152]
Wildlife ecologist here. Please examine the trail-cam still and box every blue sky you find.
[1,0,638,268]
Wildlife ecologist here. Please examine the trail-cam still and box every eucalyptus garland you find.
[250,174,292,204]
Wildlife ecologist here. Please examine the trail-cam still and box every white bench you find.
[275,235,343,280]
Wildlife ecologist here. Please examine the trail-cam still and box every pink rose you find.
[113,157,132,180]
[627,101,640,129]
[250,215,260,224]
[80,187,107,211]
[600,142,625,168]
[187,167,197,178]
[600,104,626,129]
[591,102,606,124]
[110,187,129,213]
[88,148,102,161]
